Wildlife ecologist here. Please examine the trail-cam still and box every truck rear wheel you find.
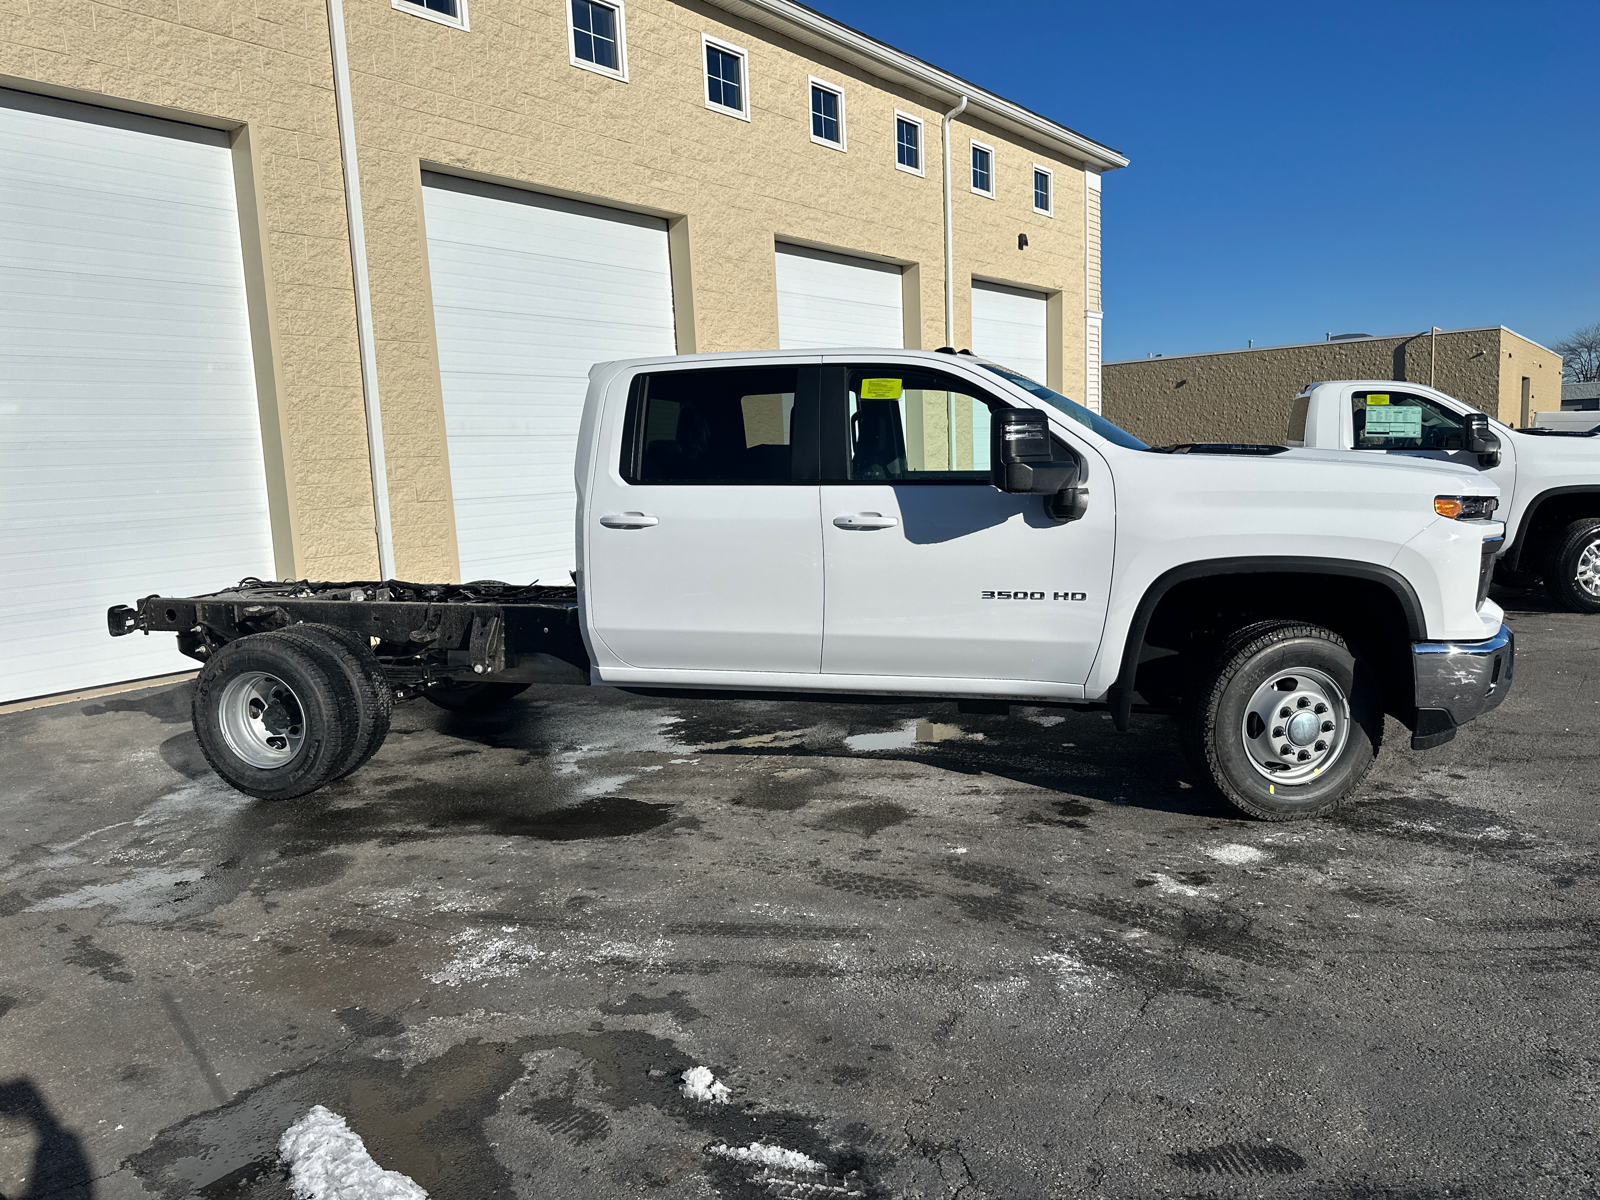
[1543,518,1600,613]
[1183,620,1381,821]
[276,624,393,780]
[422,680,530,713]
[192,633,359,800]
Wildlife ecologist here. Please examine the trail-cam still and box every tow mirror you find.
[1464,411,1501,468]
[991,408,1088,522]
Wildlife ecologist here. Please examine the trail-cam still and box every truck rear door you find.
[583,364,824,673]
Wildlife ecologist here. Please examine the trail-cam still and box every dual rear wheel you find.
[192,624,393,800]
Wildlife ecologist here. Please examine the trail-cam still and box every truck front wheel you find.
[1543,518,1600,614]
[1184,621,1381,821]
[192,633,360,800]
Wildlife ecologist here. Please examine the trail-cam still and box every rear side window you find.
[624,367,808,483]
[1286,393,1311,444]
[839,367,1003,483]
[1352,390,1466,451]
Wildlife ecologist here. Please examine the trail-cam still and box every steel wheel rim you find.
[1575,539,1600,599]
[1240,666,1350,787]
[218,671,307,769]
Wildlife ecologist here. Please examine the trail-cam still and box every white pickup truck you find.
[110,349,1514,822]
[1288,380,1600,611]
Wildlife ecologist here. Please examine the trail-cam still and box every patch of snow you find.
[1031,950,1096,991]
[709,1142,825,1173]
[1205,843,1266,866]
[1023,712,1066,727]
[681,1066,731,1104]
[279,1105,427,1200]
[946,846,969,855]
[426,931,546,986]
[1145,872,1214,898]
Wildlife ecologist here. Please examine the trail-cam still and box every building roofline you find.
[1107,325,1558,367]
[708,0,1129,172]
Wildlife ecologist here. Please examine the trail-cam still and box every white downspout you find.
[326,0,396,580]
[940,94,968,348]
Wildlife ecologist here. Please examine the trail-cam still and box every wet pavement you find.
[0,586,1596,1199]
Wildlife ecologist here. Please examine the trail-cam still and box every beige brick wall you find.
[1103,328,1553,447]
[1499,329,1563,425]
[3,0,1109,581]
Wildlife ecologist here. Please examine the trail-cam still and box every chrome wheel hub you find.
[1576,539,1600,599]
[1240,667,1349,786]
[218,671,306,769]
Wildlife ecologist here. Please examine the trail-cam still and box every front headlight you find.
[1435,495,1498,520]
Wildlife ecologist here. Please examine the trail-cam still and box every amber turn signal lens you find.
[1434,497,1465,518]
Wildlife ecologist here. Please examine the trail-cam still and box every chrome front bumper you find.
[1410,623,1514,749]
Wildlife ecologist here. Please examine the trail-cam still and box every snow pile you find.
[279,1106,427,1200]
[708,1142,825,1173]
[1205,843,1266,866]
[1146,872,1214,898]
[680,1066,731,1104]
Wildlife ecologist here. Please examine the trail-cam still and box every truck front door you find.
[1347,388,1516,495]
[817,363,1115,689]
[585,364,824,673]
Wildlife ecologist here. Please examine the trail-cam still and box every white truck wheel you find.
[1545,518,1600,614]
[1185,620,1381,821]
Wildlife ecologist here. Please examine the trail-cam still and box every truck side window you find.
[835,367,1004,483]
[1352,390,1466,452]
[625,367,808,484]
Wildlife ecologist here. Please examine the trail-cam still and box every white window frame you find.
[702,34,751,122]
[391,0,469,31]
[567,0,628,81]
[807,76,846,151]
[1031,164,1053,216]
[894,110,925,177]
[970,139,995,198]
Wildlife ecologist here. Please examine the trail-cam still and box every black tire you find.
[276,624,393,779]
[1182,620,1381,822]
[191,633,360,800]
[422,680,531,713]
[1542,518,1600,613]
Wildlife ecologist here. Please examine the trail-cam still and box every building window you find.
[569,0,627,79]
[392,0,467,30]
[1032,165,1053,215]
[895,112,923,176]
[970,141,994,197]
[703,36,749,120]
[810,79,844,149]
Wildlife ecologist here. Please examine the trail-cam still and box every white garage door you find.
[775,243,903,349]
[422,175,677,584]
[0,89,275,704]
[971,280,1048,383]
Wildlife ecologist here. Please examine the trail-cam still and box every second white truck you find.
[1288,380,1600,611]
[111,349,1514,822]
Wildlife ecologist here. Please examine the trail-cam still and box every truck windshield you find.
[978,364,1149,450]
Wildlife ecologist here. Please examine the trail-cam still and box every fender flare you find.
[1109,557,1427,730]
[1503,486,1600,570]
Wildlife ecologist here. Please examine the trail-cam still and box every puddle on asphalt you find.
[843,719,974,752]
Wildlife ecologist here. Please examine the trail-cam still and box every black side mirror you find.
[1464,411,1501,468]
[991,408,1088,522]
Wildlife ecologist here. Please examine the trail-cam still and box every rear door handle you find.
[833,513,899,530]
[600,512,658,529]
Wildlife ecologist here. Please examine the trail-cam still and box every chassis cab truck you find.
[1289,380,1600,611]
[111,350,1514,821]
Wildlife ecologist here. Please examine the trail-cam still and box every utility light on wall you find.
[1017,233,1028,249]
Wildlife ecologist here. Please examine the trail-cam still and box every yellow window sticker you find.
[1365,393,1391,405]
[860,378,903,400]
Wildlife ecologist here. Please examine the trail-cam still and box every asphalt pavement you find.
[0,585,1595,1199]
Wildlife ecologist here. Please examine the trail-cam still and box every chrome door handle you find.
[599,512,658,529]
[832,513,899,530]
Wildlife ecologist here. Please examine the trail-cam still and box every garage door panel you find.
[971,280,1048,384]
[775,243,903,350]
[422,173,676,583]
[0,88,274,702]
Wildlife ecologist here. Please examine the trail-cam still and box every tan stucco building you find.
[1103,327,1561,448]
[0,0,1126,701]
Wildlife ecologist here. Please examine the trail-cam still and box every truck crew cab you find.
[1288,380,1600,611]
[111,349,1514,822]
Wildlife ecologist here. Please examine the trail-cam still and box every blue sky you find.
[822,0,1598,363]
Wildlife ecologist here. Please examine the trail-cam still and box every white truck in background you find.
[1288,380,1600,612]
[112,349,1514,822]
